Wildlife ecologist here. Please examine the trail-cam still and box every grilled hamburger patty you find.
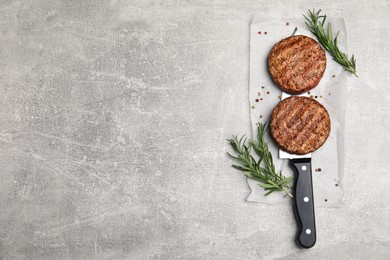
[268,35,327,94]
[270,96,331,155]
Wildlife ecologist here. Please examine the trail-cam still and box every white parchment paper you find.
[247,16,347,207]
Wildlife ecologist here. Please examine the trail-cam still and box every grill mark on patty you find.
[283,111,320,152]
[278,40,316,75]
[270,96,331,154]
[271,101,307,141]
[268,35,326,94]
[275,40,314,78]
[292,112,324,151]
[283,102,317,143]
[300,114,328,152]
[271,100,295,126]
[277,39,313,72]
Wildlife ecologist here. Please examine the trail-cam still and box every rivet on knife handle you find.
[290,158,316,248]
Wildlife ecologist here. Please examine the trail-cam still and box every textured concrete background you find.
[0,0,389,259]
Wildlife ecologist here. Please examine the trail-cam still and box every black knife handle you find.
[290,158,316,249]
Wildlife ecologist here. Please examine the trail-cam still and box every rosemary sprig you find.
[304,9,357,76]
[227,123,293,198]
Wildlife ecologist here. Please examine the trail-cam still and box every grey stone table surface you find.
[0,0,389,259]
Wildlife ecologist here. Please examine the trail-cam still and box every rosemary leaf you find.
[304,9,357,76]
[227,123,293,198]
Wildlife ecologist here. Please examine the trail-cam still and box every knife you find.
[279,92,316,249]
